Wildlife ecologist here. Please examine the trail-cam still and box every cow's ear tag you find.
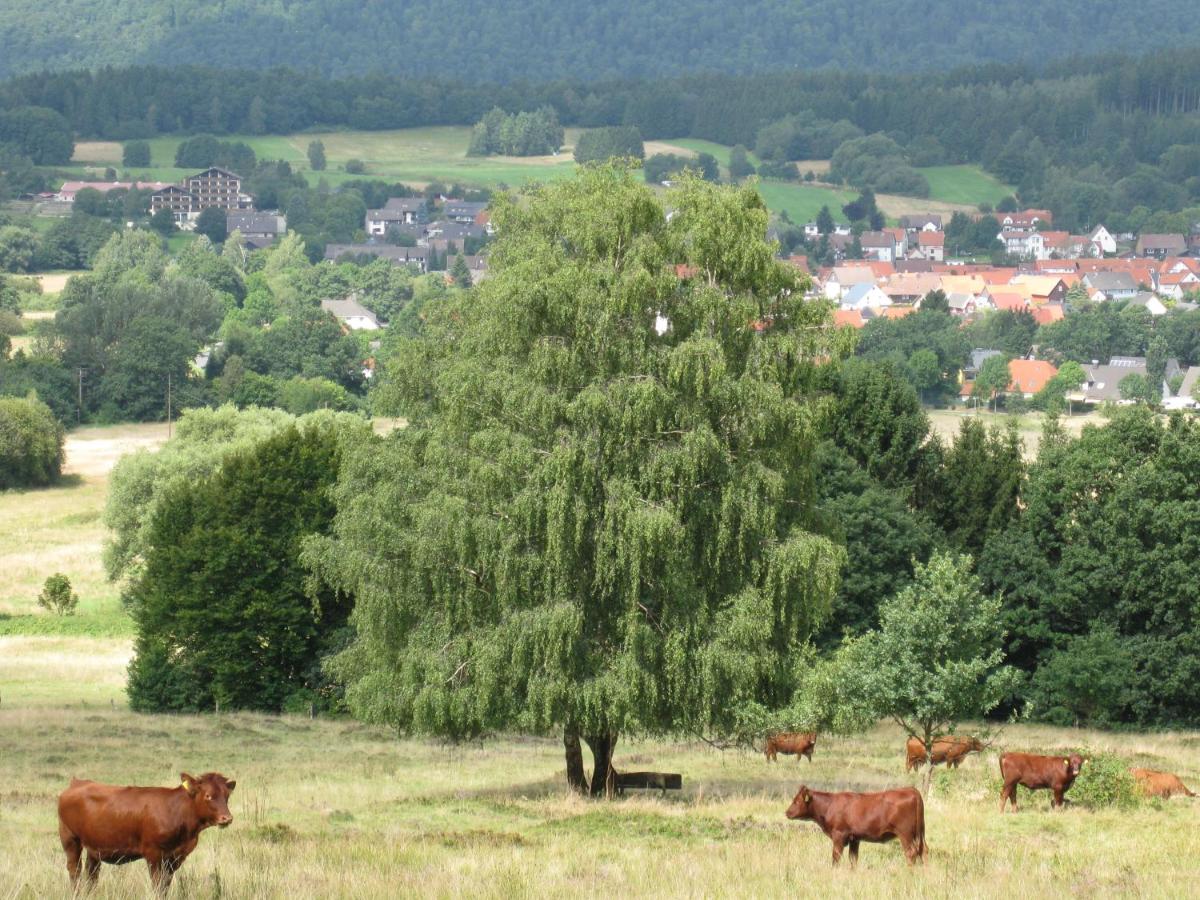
[1063,759,1070,770]
[182,777,191,790]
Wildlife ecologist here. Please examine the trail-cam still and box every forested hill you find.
[3,0,1200,81]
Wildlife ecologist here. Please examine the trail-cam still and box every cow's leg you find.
[144,851,169,896]
[901,833,922,865]
[1000,781,1016,812]
[1053,787,1065,809]
[847,839,860,866]
[85,851,101,885]
[59,822,83,889]
[830,833,846,866]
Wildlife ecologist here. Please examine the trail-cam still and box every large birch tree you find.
[305,166,850,793]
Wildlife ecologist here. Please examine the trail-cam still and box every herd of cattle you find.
[768,731,1195,865]
[53,732,1196,892]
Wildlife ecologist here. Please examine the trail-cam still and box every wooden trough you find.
[612,770,683,797]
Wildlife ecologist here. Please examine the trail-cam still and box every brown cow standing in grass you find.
[999,752,1083,811]
[765,732,816,763]
[58,772,235,894]
[785,785,926,866]
[905,735,984,772]
[1131,767,1197,799]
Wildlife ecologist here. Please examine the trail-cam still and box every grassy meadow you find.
[3,420,1194,898]
[66,130,1010,223]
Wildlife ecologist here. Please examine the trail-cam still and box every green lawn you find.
[920,165,1013,208]
[753,181,856,226]
[667,139,761,169]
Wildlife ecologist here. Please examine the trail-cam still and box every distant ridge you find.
[2,0,1200,81]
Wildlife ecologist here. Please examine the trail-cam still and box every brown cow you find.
[905,735,985,772]
[58,772,235,893]
[766,732,816,763]
[999,752,1083,811]
[1131,767,1197,799]
[785,785,926,866]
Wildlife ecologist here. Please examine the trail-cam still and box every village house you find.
[321,296,382,331]
[1083,271,1139,301]
[55,180,172,202]
[899,214,942,234]
[443,200,489,224]
[1081,355,1182,404]
[1008,359,1059,398]
[1125,292,1168,315]
[860,230,902,262]
[226,212,286,248]
[1136,233,1187,259]
[841,282,893,311]
[365,198,429,236]
[150,167,251,223]
[917,230,945,262]
[1000,229,1046,260]
[822,264,877,300]
[1089,225,1117,256]
[323,243,429,272]
[1163,366,1200,410]
[1000,209,1053,231]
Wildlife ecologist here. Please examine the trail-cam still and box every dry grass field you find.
[926,408,1099,459]
[1,704,1198,899]
[2,421,1197,898]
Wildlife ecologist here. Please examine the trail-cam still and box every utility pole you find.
[76,368,84,426]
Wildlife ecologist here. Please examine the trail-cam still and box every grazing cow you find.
[999,752,1083,811]
[58,772,235,894]
[766,732,816,763]
[785,785,926,866]
[1131,768,1197,799]
[905,735,985,772]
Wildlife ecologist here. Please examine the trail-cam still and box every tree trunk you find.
[565,726,588,794]
[584,733,619,798]
[921,725,935,797]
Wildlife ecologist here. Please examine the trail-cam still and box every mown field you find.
[926,408,1099,459]
[1,422,1197,897]
[67,129,1011,222]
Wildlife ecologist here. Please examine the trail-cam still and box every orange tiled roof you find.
[1008,359,1058,394]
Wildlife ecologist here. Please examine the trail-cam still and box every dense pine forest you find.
[2,0,1200,81]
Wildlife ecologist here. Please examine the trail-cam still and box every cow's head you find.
[786,786,814,820]
[181,772,236,828]
[968,737,985,752]
[1064,754,1084,778]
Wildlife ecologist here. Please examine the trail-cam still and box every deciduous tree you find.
[305,167,850,793]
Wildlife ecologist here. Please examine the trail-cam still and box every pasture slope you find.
[3,418,1195,898]
[67,129,1009,220]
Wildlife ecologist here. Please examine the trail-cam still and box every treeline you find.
[2,0,1200,82]
[8,49,1200,227]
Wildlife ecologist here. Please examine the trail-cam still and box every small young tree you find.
[830,552,1022,794]
[728,145,755,179]
[307,140,327,171]
[449,253,472,288]
[38,573,78,616]
[149,208,176,236]
[972,354,1011,411]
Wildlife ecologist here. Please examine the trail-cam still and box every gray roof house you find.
[443,200,488,222]
[321,296,381,331]
[1083,271,1138,299]
[324,243,429,272]
[965,348,1003,379]
[1082,356,1182,404]
[226,212,286,243]
[1136,233,1187,259]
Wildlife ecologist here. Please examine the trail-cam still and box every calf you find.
[785,785,926,866]
[905,735,984,772]
[58,772,235,894]
[766,732,816,763]
[1131,767,1197,799]
[999,752,1083,811]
